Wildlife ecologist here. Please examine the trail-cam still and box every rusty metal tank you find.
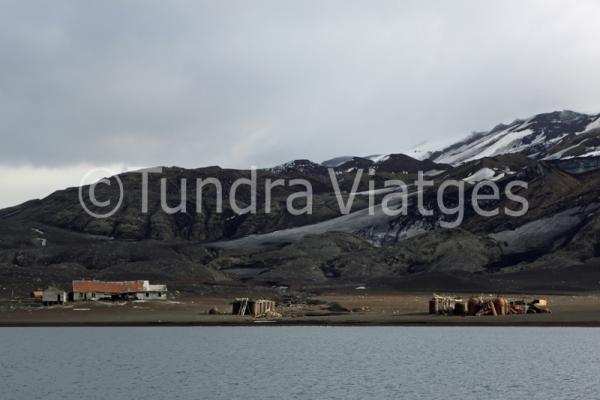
[493,297,510,316]
[467,297,481,315]
[429,298,439,314]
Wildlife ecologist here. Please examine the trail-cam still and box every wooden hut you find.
[232,298,276,316]
[42,287,67,305]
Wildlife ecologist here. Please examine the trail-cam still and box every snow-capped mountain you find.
[316,111,600,174]
[321,156,356,168]
[320,153,449,174]
[429,110,600,165]
[7,109,600,293]
[269,159,328,175]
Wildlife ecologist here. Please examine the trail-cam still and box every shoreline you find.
[2,320,600,328]
[2,291,599,328]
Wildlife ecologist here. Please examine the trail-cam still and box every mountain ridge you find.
[3,109,600,294]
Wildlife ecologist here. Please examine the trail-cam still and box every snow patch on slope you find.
[431,111,600,166]
[409,138,458,161]
[577,117,600,135]
[435,127,532,165]
[321,156,354,167]
[351,186,402,196]
[542,144,582,160]
[564,146,600,159]
[463,129,533,162]
[463,168,505,184]
[423,169,446,177]
[365,154,390,163]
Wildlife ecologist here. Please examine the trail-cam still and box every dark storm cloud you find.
[1,0,600,169]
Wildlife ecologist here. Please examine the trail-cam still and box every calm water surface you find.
[1,327,599,400]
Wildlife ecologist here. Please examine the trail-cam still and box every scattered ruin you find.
[429,294,551,316]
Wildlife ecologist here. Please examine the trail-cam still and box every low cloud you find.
[0,163,143,208]
[1,1,600,206]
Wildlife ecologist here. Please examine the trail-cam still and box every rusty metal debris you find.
[429,294,551,316]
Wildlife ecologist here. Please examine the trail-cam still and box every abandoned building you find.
[429,294,550,316]
[41,287,67,306]
[232,298,276,316]
[72,280,168,301]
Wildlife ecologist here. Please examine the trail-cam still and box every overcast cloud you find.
[1,0,600,207]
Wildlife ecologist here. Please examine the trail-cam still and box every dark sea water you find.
[1,327,599,400]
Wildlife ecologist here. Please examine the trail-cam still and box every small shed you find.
[42,287,67,305]
[232,298,276,316]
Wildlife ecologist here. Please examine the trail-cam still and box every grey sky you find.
[1,0,600,206]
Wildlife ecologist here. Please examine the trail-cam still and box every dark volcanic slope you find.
[4,109,600,295]
[3,153,600,295]
[2,166,368,242]
[2,153,442,242]
[373,154,449,173]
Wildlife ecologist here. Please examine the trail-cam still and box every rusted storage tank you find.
[429,298,439,314]
[494,297,509,316]
[467,297,481,316]
[454,301,467,315]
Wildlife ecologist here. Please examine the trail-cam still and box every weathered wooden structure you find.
[429,294,464,315]
[232,298,276,316]
[41,287,67,306]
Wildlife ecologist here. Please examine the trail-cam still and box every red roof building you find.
[72,280,167,301]
[73,280,146,293]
